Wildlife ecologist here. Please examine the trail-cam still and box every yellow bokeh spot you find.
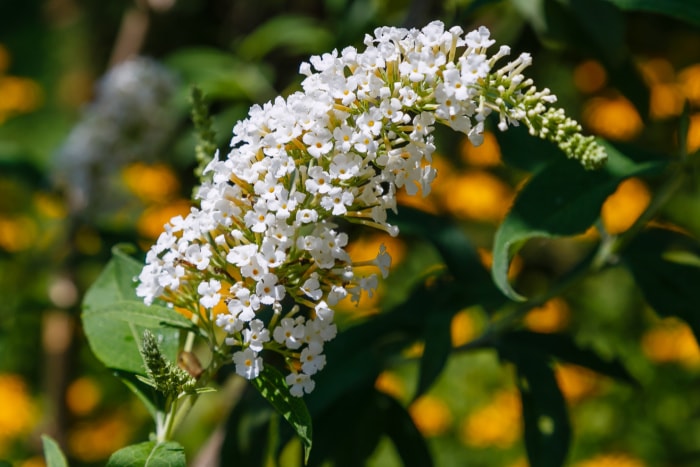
[375,371,406,400]
[460,131,501,167]
[642,319,700,367]
[409,395,453,437]
[638,58,675,85]
[573,453,647,467]
[573,60,607,94]
[137,199,192,240]
[686,113,700,154]
[555,364,600,404]
[0,374,36,448]
[18,456,46,467]
[123,162,180,204]
[649,83,684,120]
[678,64,700,107]
[524,297,571,334]
[68,413,133,462]
[451,309,475,347]
[601,177,651,235]
[0,76,43,121]
[460,389,521,448]
[66,377,102,416]
[0,216,38,252]
[582,96,643,141]
[345,232,406,267]
[34,193,67,219]
[403,341,425,358]
[440,170,513,222]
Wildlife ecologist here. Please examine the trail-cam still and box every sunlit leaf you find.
[41,435,68,467]
[106,441,186,467]
[236,16,334,60]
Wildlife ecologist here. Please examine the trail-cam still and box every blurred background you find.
[2,0,700,465]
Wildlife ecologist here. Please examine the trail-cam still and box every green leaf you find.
[623,228,700,341]
[236,16,334,60]
[381,392,433,467]
[603,0,700,28]
[106,441,186,467]
[251,365,313,463]
[502,331,636,384]
[83,244,143,312]
[41,435,68,467]
[82,301,194,374]
[500,347,571,467]
[220,387,275,467]
[492,142,665,300]
[414,310,453,400]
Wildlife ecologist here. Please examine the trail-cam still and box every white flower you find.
[300,347,326,375]
[233,348,263,379]
[198,279,221,309]
[243,319,270,352]
[285,372,315,397]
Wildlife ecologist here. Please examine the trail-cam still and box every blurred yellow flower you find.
[440,170,513,222]
[555,364,601,404]
[375,371,406,400]
[460,389,521,448]
[137,199,192,240]
[678,64,700,107]
[66,377,102,416]
[638,58,675,85]
[0,76,43,122]
[460,131,501,167]
[451,309,476,347]
[68,412,133,462]
[573,452,647,467]
[686,113,700,154]
[642,319,700,367]
[0,374,36,453]
[524,297,571,334]
[34,193,67,220]
[573,60,607,94]
[0,216,38,252]
[123,162,180,204]
[409,395,453,437]
[649,83,684,120]
[18,456,46,467]
[601,177,651,235]
[582,95,643,141]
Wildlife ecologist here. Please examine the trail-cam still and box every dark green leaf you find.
[251,365,313,463]
[492,142,665,300]
[603,0,700,28]
[220,386,275,467]
[500,346,571,467]
[623,228,700,341]
[391,208,504,311]
[415,308,453,400]
[106,441,186,467]
[381,392,433,467]
[502,331,636,384]
[82,301,193,374]
[41,435,68,467]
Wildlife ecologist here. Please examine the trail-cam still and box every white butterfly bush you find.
[136,21,606,397]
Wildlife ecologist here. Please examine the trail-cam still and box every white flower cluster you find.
[55,57,178,213]
[137,21,605,396]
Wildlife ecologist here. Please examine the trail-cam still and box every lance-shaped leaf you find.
[492,142,664,300]
[83,244,144,311]
[605,0,700,28]
[251,365,313,463]
[500,345,571,467]
[106,441,186,467]
[623,227,700,341]
[41,435,68,467]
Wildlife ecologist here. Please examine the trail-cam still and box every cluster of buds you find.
[137,21,606,396]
